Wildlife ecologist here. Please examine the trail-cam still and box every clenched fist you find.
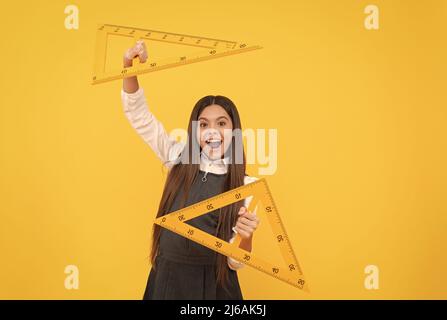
[232,206,260,240]
[123,40,148,67]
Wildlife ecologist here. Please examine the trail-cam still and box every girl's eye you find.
[200,122,207,128]
[218,121,226,126]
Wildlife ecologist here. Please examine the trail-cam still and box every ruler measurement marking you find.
[93,45,260,84]
[262,181,303,274]
[100,24,237,47]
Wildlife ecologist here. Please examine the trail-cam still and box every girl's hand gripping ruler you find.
[153,178,309,292]
[92,24,263,85]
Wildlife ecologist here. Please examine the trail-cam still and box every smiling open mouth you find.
[205,138,222,149]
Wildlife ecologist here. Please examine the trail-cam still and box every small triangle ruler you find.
[92,24,263,84]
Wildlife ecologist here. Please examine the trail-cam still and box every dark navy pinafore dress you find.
[143,170,243,300]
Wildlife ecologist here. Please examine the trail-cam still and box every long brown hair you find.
[150,95,246,293]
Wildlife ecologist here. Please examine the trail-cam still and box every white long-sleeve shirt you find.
[120,87,258,270]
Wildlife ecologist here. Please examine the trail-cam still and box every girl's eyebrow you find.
[198,116,230,121]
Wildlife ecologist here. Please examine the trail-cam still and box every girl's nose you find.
[203,128,220,139]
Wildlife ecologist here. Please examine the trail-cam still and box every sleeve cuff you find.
[228,257,244,271]
[121,87,144,99]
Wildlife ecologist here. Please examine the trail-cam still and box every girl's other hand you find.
[233,206,260,240]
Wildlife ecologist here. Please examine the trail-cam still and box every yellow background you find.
[1,0,446,299]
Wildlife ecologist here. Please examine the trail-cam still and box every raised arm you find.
[121,40,184,166]
[122,40,146,94]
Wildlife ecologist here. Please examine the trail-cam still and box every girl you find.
[121,40,260,300]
